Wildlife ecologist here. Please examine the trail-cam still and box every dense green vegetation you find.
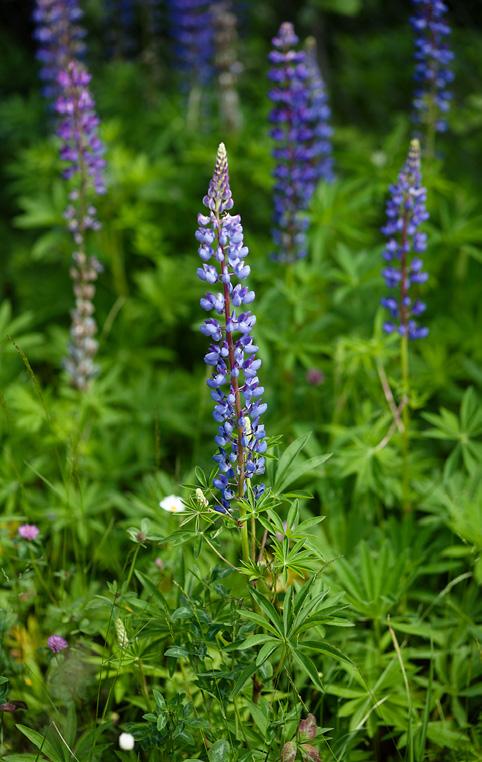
[0,1,481,760]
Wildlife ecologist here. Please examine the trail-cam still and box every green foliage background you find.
[0,1,481,760]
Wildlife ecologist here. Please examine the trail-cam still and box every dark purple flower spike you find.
[381,139,429,340]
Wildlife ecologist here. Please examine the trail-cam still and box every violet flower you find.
[381,139,429,339]
[18,524,40,541]
[196,144,267,511]
[268,22,311,262]
[305,38,335,184]
[47,635,69,653]
[55,60,106,390]
[33,0,86,102]
[411,0,454,138]
[168,0,214,89]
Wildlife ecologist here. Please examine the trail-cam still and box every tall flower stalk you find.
[411,0,454,156]
[213,0,242,132]
[103,0,137,59]
[168,0,214,127]
[55,61,106,390]
[381,139,429,510]
[305,38,335,184]
[268,22,312,263]
[33,0,86,102]
[196,144,267,554]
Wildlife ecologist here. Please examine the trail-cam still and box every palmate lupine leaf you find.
[236,576,351,694]
[423,387,482,474]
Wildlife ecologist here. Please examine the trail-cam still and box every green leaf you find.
[2,756,49,762]
[273,433,331,493]
[208,739,231,762]
[164,646,189,658]
[290,649,324,692]
[231,663,258,698]
[272,433,311,491]
[256,641,279,667]
[15,726,61,762]
[237,634,275,651]
[303,640,353,666]
[239,610,280,636]
[249,587,283,633]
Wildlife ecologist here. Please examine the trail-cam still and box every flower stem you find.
[239,508,250,565]
[125,545,140,587]
[214,203,250,562]
[399,204,411,513]
[401,333,411,513]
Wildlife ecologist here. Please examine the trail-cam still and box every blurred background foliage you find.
[0,0,481,759]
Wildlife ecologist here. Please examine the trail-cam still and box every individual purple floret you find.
[305,38,335,184]
[196,143,267,512]
[381,139,429,340]
[33,0,86,102]
[268,22,311,262]
[168,0,214,88]
[411,0,454,136]
[47,635,69,653]
[55,60,106,390]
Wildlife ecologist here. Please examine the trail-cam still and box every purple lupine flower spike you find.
[305,38,335,184]
[268,22,311,263]
[168,0,214,88]
[381,139,430,340]
[411,0,454,137]
[197,144,267,512]
[55,60,106,390]
[33,0,86,103]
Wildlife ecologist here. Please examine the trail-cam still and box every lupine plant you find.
[381,138,429,509]
[33,0,86,102]
[213,0,243,132]
[55,60,106,390]
[411,0,454,154]
[168,0,214,125]
[3,3,482,761]
[196,143,267,530]
[268,23,312,262]
[305,37,335,184]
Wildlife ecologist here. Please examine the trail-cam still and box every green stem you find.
[401,333,411,513]
[239,502,250,565]
[126,545,140,587]
[250,514,256,561]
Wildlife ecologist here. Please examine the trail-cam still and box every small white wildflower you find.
[159,495,185,513]
[119,732,135,751]
[370,150,387,168]
[195,488,209,508]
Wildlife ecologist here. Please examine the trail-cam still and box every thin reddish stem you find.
[215,211,245,499]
